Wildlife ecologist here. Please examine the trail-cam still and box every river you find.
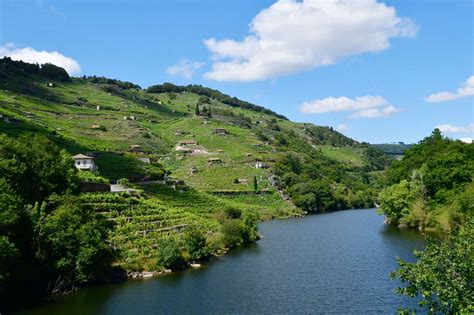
[18,209,425,314]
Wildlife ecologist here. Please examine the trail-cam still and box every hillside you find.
[0,57,390,273]
[379,130,473,233]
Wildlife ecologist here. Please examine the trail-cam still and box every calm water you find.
[19,209,425,314]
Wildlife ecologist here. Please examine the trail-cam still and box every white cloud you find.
[166,59,204,80]
[300,95,399,119]
[435,123,474,134]
[0,44,80,75]
[349,104,399,118]
[426,76,474,103]
[336,124,349,132]
[204,0,417,82]
[459,138,472,144]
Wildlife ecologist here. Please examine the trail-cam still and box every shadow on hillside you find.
[0,119,146,182]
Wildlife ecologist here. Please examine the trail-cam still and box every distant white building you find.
[255,162,267,169]
[138,157,151,164]
[72,154,98,171]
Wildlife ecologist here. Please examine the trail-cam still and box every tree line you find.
[379,129,473,313]
[146,82,288,120]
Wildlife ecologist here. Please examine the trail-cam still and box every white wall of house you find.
[74,159,96,171]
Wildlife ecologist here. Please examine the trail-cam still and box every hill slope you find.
[0,57,390,271]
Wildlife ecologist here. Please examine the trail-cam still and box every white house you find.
[255,162,267,169]
[72,154,98,171]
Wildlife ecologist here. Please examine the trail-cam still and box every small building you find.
[255,162,267,169]
[129,144,143,152]
[110,184,135,193]
[138,157,151,164]
[72,154,98,171]
[213,128,227,135]
[175,146,193,153]
[178,140,198,146]
[237,178,249,184]
[208,157,223,164]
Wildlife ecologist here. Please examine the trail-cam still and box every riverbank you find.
[17,209,425,315]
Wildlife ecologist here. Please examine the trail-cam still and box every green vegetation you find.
[146,82,288,120]
[392,219,473,313]
[0,134,112,309]
[379,129,473,312]
[0,58,395,311]
[379,129,473,233]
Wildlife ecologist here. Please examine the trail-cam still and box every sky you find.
[0,0,473,144]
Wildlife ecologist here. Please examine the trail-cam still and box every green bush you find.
[183,226,211,260]
[156,237,185,270]
[392,220,474,313]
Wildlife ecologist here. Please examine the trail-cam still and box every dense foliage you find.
[80,75,141,90]
[146,82,288,120]
[0,57,70,82]
[392,219,474,313]
[0,134,112,310]
[273,129,386,213]
[380,129,473,232]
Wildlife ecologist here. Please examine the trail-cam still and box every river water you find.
[19,209,425,314]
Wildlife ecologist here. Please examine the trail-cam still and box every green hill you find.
[0,57,390,272]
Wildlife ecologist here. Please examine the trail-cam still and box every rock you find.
[190,263,201,269]
[142,271,154,278]
[164,269,172,273]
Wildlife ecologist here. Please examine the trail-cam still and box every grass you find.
[0,68,375,271]
[319,145,365,167]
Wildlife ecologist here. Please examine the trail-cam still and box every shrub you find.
[221,219,244,247]
[183,227,211,260]
[156,238,185,270]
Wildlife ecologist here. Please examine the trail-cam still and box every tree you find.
[392,220,474,313]
[221,219,244,247]
[36,195,112,288]
[195,104,200,116]
[0,179,28,285]
[0,134,79,205]
[253,175,258,192]
[39,63,69,82]
[156,237,185,270]
[183,227,210,260]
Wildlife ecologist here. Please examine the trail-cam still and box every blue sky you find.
[1,0,472,143]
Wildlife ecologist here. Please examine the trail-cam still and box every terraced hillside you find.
[0,58,390,270]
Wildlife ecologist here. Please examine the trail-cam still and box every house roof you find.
[72,154,93,159]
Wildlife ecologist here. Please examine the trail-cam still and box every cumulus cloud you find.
[166,59,204,80]
[336,124,350,132]
[435,123,474,134]
[0,44,80,74]
[459,138,472,144]
[349,104,399,118]
[204,0,417,82]
[426,76,474,103]
[300,95,399,119]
